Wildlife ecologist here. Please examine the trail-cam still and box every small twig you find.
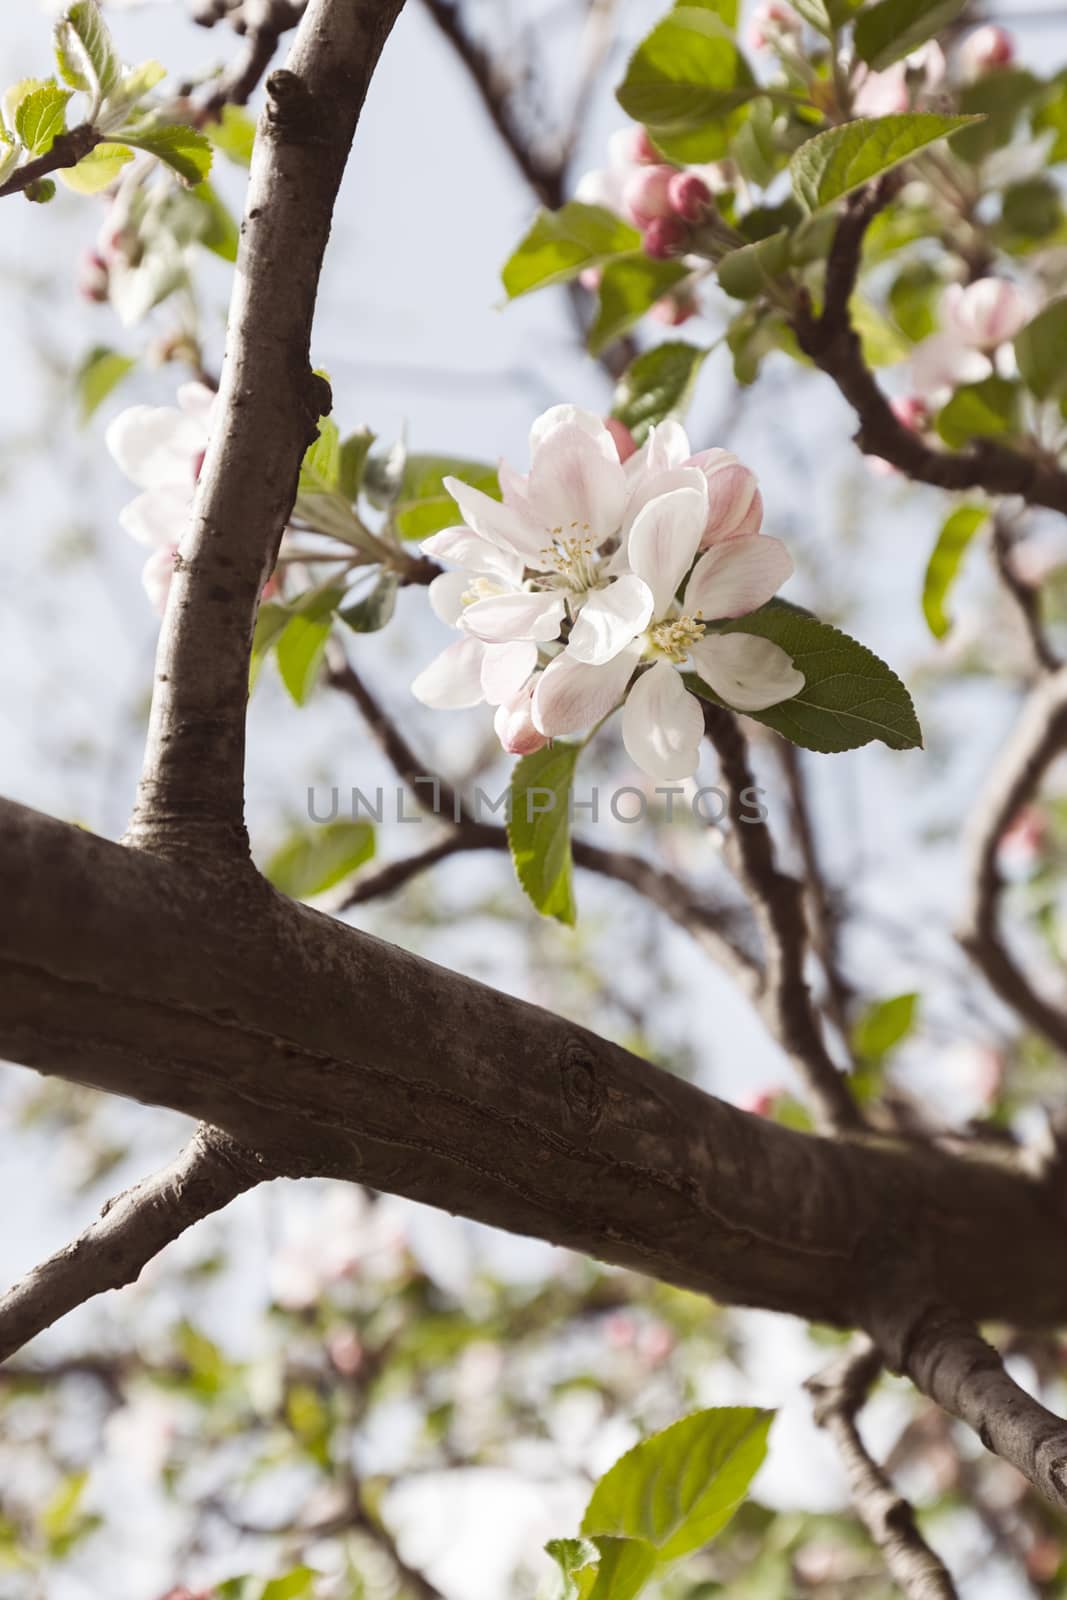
[959,668,1067,1052]
[0,125,101,201]
[807,1337,960,1599]
[190,0,309,113]
[0,1127,268,1364]
[703,705,863,1134]
[991,515,1059,676]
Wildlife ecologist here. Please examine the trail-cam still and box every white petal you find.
[622,465,708,541]
[684,535,793,621]
[422,525,524,585]
[498,458,530,507]
[621,660,704,780]
[532,643,641,736]
[529,406,618,461]
[627,486,708,617]
[526,423,627,544]
[176,381,216,423]
[411,636,487,709]
[910,333,992,403]
[141,545,177,615]
[644,419,691,472]
[118,486,193,547]
[105,404,205,490]
[566,575,654,665]
[480,640,537,706]
[690,633,805,712]
[443,476,545,563]
[428,570,471,626]
[461,589,566,644]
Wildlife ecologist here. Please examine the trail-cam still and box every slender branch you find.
[0,125,101,201]
[792,184,1067,520]
[703,705,863,1134]
[775,736,853,1038]
[0,1127,267,1364]
[958,669,1067,1051]
[876,1305,1067,1516]
[991,516,1059,676]
[127,0,406,859]
[191,0,310,113]
[807,1338,959,1599]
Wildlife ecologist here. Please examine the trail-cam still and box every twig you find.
[0,125,101,201]
[703,705,863,1134]
[807,1338,959,1599]
[190,0,309,113]
[0,1127,267,1364]
[958,669,1067,1052]
[991,516,1059,675]
[792,183,1067,520]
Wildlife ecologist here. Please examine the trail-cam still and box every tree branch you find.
[191,0,310,114]
[0,1126,267,1364]
[703,705,862,1134]
[807,1338,959,1600]
[128,0,406,860]
[792,185,1067,520]
[991,515,1059,676]
[959,669,1067,1051]
[0,125,101,201]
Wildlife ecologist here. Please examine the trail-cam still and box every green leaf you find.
[394,455,500,540]
[339,570,399,633]
[41,1471,89,1544]
[502,202,639,298]
[205,104,257,167]
[612,341,707,445]
[15,83,72,154]
[717,230,792,300]
[689,603,923,753]
[887,261,941,342]
[192,181,240,262]
[104,59,167,125]
[57,140,133,194]
[508,741,582,925]
[921,503,988,639]
[616,6,757,164]
[1015,298,1067,401]
[265,821,375,899]
[299,416,342,495]
[582,1407,772,1563]
[260,1573,319,1600]
[588,256,689,354]
[118,119,213,186]
[74,346,135,423]
[853,0,969,72]
[339,428,375,501]
[790,114,980,212]
[850,296,910,367]
[851,992,919,1061]
[934,376,1019,448]
[586,1538,658,1600]
[250,601,291,692]
[954,68,1040,164]
[547,1538,600,1600]
[1034,73,1067,164]
[274,588,343,705]
[54,1,122,101]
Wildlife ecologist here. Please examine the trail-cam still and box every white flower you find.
[910,279,1035,405]
[106,382,214,612]
[853,41,945,117]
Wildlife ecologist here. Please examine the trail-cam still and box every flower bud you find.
[650,293,697,327]
[642,216,688,259]
[689,448,763,544]
[621,163,677,227]
[604,417,638,463]
[960,24,1014,78]
[667,170,712,223]
[891,395,930,432]
[578,266,602,292]
[740,1088,779,1117]
[620,125,659,165]
[746,1,801,52]
[77,248,110,303]
[494,681,547,755]
[942,277,1031,350]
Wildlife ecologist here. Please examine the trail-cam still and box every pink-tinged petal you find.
[461,589,566,644]
[428,570,471,626]
[644,419,691,472]
[480,639,537,706]
[621,660,704,780]
[690,632,805,711]
[622,464,707,540]
[526,423,628,543]
[118,486,193,547]
[566,574,654,665]
[106,404,206,490]
[684,535,793,621]
[494,678,548,754]
[443,476,545,563]
[910,332,992,402]
[497,458,530,509]
[532,643,641,736]
[575,167,626,213]
[529,405,618,461]
[411,636,487,709]
[141,545,178,615]
[421,525,524,584]
[688,449,763,544]
[627,486,708,617]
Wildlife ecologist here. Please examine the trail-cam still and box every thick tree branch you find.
[792,185,1067,520]
[807,1338,959,1599]
[703,706,862,1134]
[128,0,406,859]
[5,798,1067,1348]
[0,1126,266,1364]
[0,126,101,201]
[959,669,1067,1051]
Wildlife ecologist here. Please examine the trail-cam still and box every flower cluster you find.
[576,127,718,262]
[411,407,804,781]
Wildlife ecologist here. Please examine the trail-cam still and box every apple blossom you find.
[494,679,549,755]
[77,247,110,303]
[621,163,676,228]
[746,0,801,54]
[853,42,945,117]
[959,24,1014,79]
[942,277,1031,350]
[642,216,688,258]
[667,170,713,223]
[650,293,697,327]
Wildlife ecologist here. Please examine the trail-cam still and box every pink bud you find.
[622,163,677,228]
[960,24,1014,78]
[623,125,660,165]
[740,1088,779,1117]
[495,681,547,755]
[891,395,930,432]
[667,170,712,223]
[578,266,602,292]
[650,294,697,327]
[77,248,109,303]
[327,1329,364,1376]
[688,448,763,545]
[942,278,1031,350]
[604,417,638,463]
[642,216,688,259]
